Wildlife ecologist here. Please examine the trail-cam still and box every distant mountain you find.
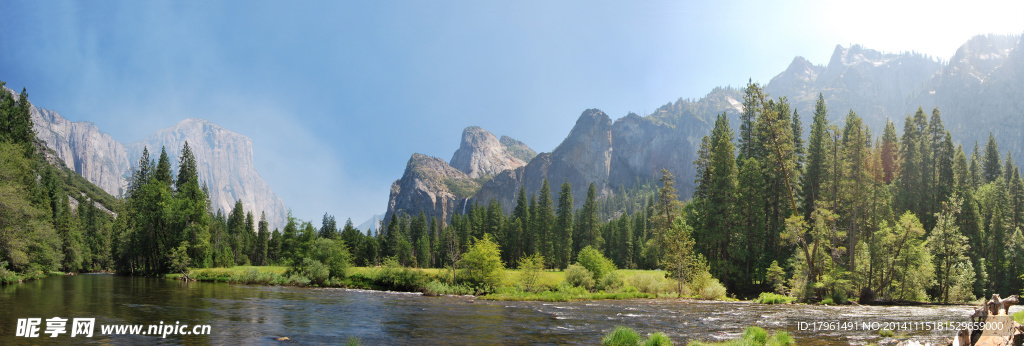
[385,127,535,225]
[357,214,384,233]
[384,33,1024,225]
[28,102,289,231]
[127,118,288,231]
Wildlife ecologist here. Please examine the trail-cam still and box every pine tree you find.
[256,212,269,265]
[802,94,829,219]
[983,133,1002,183]
[739,79,764,159]
[881,120,899,184]
[535,179,554,265]
[575,182,600,253]
[155,147,173,188]
[555,181,574,269]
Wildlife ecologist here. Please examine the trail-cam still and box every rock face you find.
[28,102,289,231]
[385,153,478,226]
[386,127,535,226]
[449,126,535,179]
[31,105,130,197]
[127,118,288,231]
[472,98,739,214]
[764,44,943,134]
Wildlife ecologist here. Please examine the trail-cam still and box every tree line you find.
[688,80,1023,302]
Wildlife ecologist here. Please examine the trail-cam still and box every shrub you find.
[565,264,595,289]
[0,261,20,284]
[299,258,330,286]
[459,234,505,288]
[375,257,431,291]
[690,271,726,300]
[307,238,352,279]
[879,329,894,337]
[627,273,675,295]
[599,270,625,291]
[577,246,616,281]
[754,292,794,304]
[423,280,475,296]
[517,254,545,292]
[644,332,673,346]
[602,326,640,346]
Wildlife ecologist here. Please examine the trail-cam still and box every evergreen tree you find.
[255,212,269,266]
[535,179,554,265]
[575,182,601,253]
[802,94,829,219]
[881,120,899,184]
[320,213,338,239]
[984,133,1002,184]
[155,147,173,188]
[554,181,574,269]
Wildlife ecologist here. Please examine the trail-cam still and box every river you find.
[0,274,990,345]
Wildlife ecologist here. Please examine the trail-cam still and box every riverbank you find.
[174,265,727,302]
[0,265,66,285]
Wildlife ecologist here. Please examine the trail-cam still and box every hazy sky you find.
[2,1,1022,225]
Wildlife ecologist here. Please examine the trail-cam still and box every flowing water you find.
[0,274,991,345]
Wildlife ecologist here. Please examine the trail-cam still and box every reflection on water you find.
[0,275,984,345]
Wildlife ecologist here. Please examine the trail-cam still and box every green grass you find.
[687,326,793,346]
[601,327,675,346]
[754,292,794,304]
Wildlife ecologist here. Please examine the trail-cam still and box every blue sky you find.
[2,1,1022,225]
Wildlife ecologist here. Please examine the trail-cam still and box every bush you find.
[517,254,545,292]
[299,258,330,286]
[307,238,352,279]
[565,264,595,289]
[754,292,794,304]
[644,332,673,346]
[690,271,726,300]
[423,280,475,296]
[598,270,625,291]
[879,329,894,337]
[627,273,675,295]
[459,234,505,288]
[374,257,431,291]
[577,246,616,281]
[0,261,20,284]
[602,326,641,346]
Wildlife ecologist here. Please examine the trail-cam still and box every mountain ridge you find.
[24,100,289,231]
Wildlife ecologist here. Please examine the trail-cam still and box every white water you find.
[462,198,469,215]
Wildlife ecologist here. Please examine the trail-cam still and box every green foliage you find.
[298,258,330,286]
[602,326,641,346]
[626,273,676,295]
[765,261,786,294]
[754,292,794,304]
[517,254,545,292]
[459,234,504,288]
[644,333,673,346]
[423,280,474,296]
[565,264,596,290]
[686,326,791,346]
[444,177,482,199]
[306,238,352,279]
[577,245,616,282]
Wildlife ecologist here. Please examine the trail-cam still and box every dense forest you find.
[2,79,1021,304]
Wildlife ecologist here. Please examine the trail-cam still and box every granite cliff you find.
[28,101,289,231]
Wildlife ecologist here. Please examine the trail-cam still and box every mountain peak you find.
[449,126,532,179]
